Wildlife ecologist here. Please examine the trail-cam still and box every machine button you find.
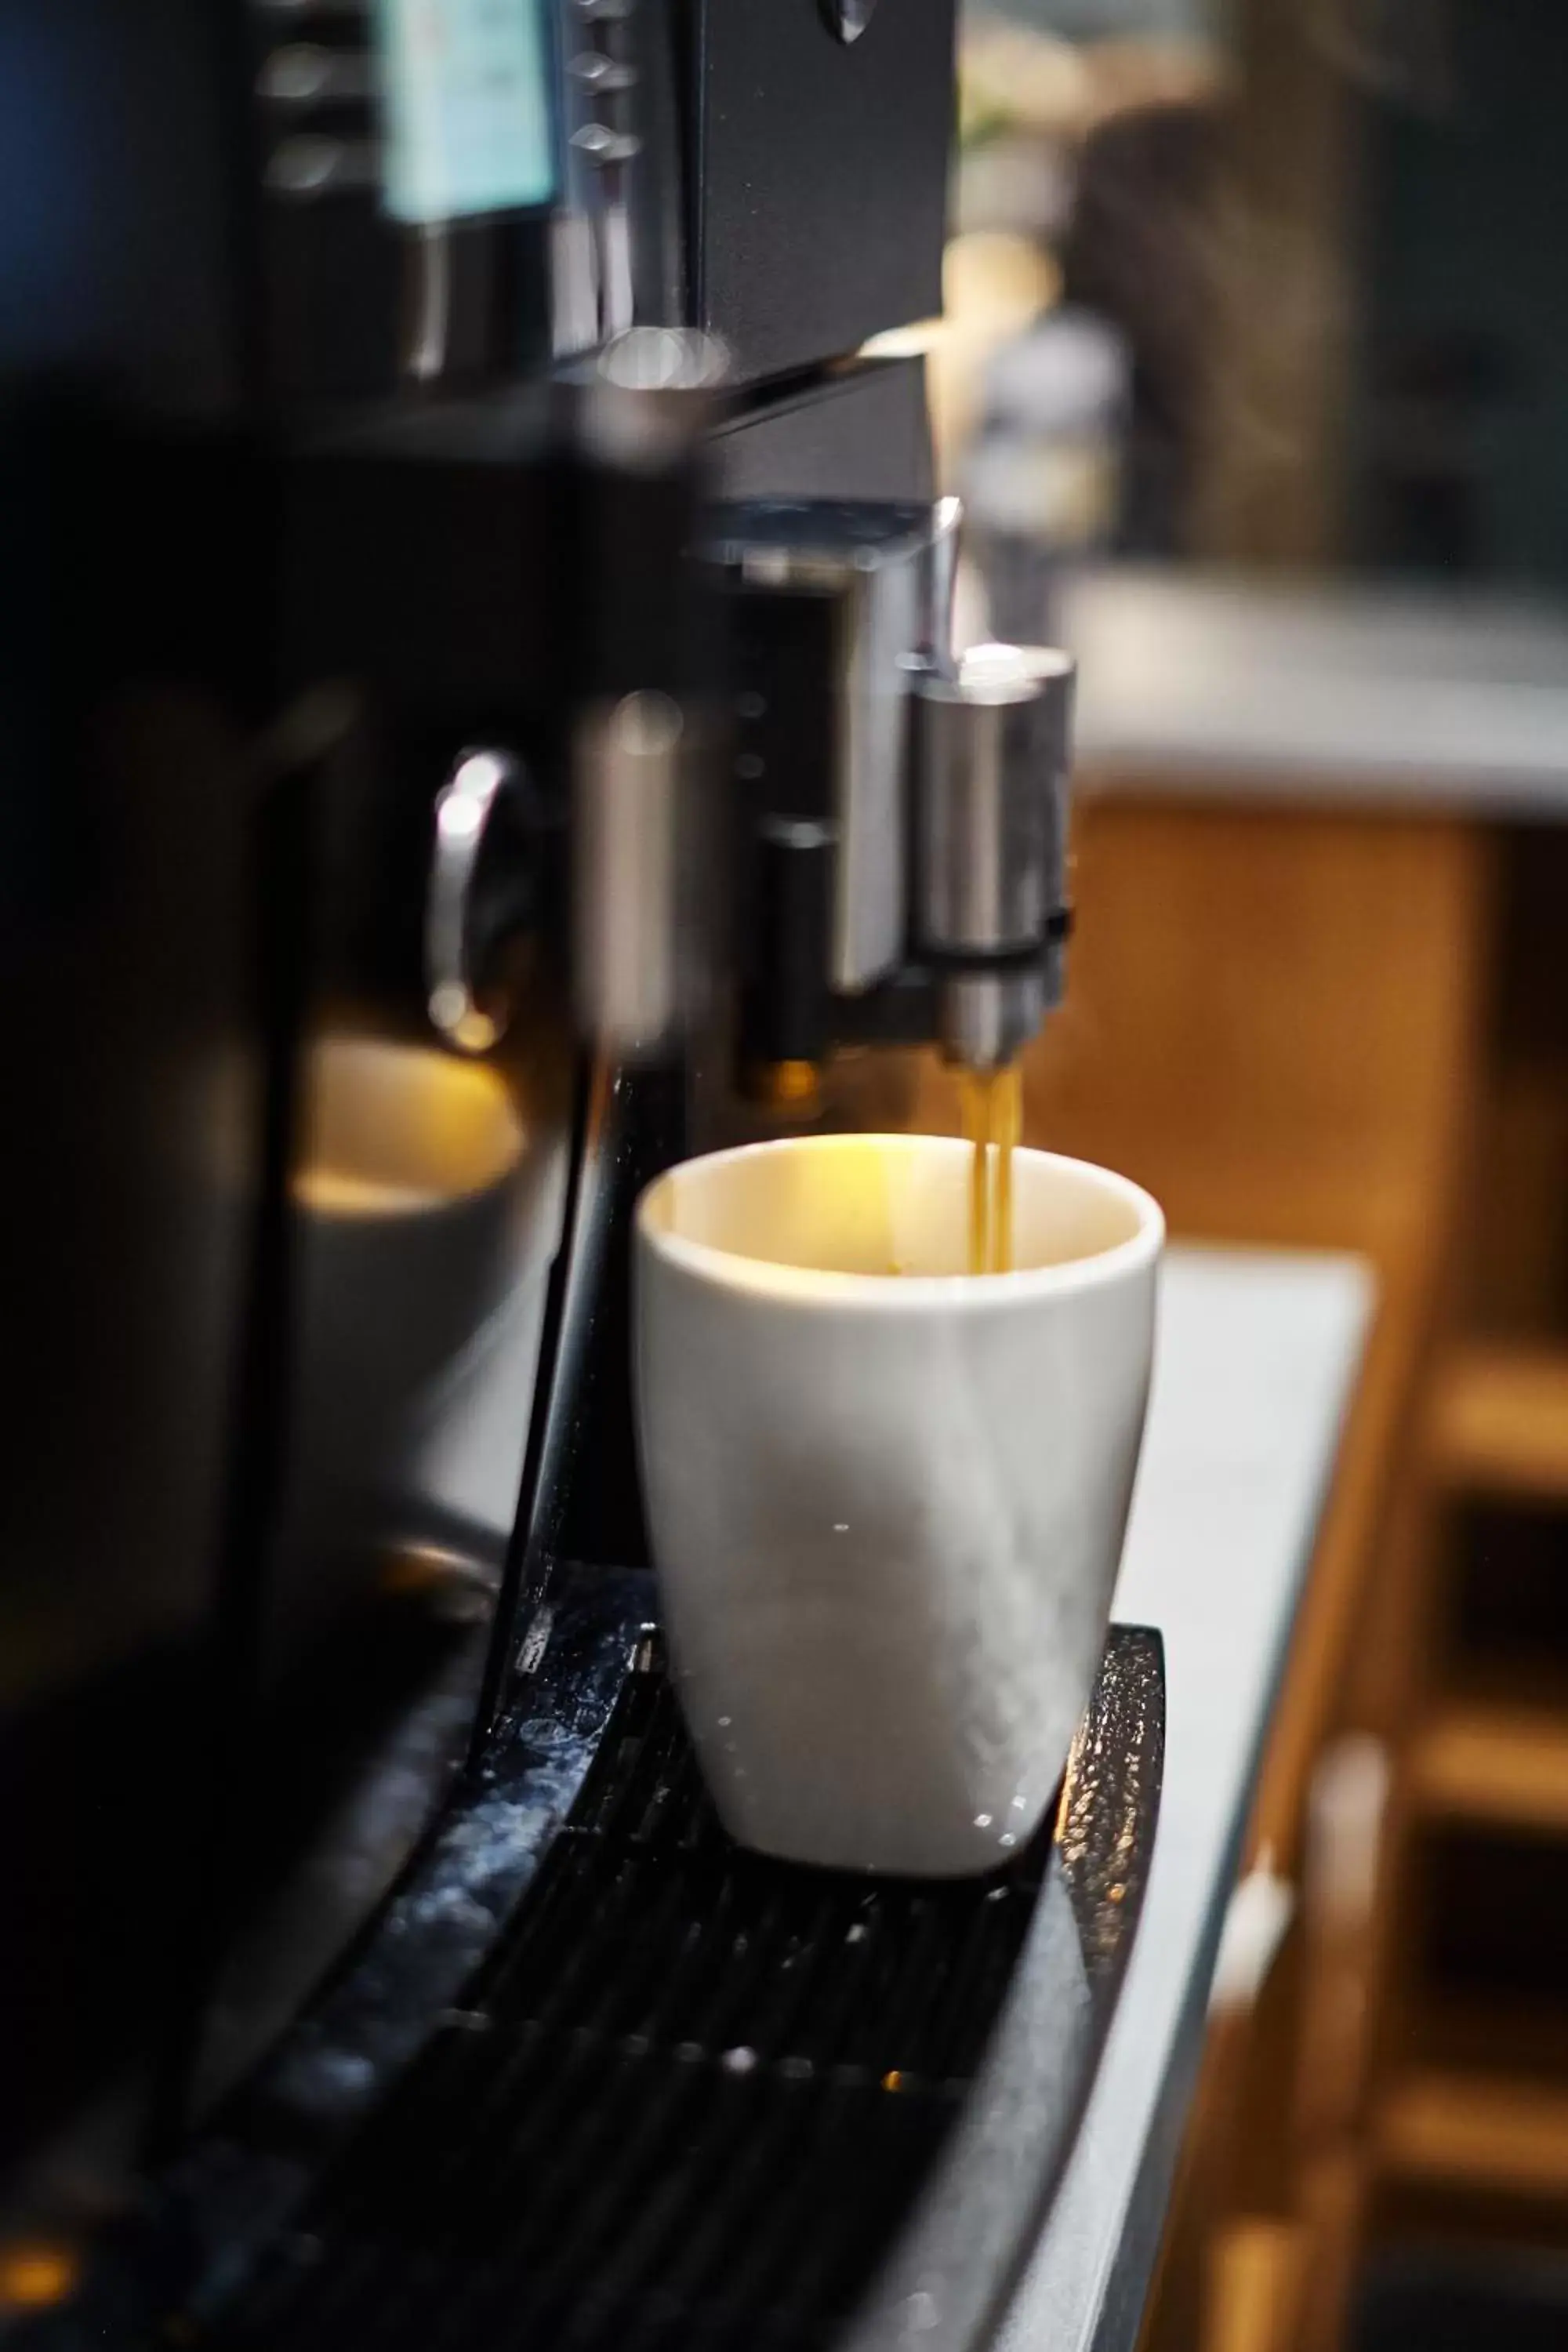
[567,51,638,92]
[265,135,379,198]
[571,122,641,167]
[822,0,879,37]
[258,44,374,104]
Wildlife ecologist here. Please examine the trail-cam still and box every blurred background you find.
[5,2,1568,2342]
[855,2,1568,2347]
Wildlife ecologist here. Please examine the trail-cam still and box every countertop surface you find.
[997,1240,1374,2352]
[1062,568,1568,808]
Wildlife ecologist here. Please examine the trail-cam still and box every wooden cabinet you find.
[843,780,1568,2346]
[988,794,1568,2352]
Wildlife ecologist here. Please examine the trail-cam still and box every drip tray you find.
[45,1573,1163,2352]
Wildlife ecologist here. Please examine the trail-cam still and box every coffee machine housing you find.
[0,0,964,2217]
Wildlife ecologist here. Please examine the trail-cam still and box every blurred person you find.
[963,304,1129,640]
[1058,93,1221,556]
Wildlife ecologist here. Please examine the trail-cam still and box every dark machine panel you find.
[0,0,270,2183]
[710,358,935,504]
[692,0,956,381]
[0,0,245,410]
[0,0,978,2296]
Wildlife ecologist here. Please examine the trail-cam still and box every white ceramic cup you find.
[633,1133,1163,1875]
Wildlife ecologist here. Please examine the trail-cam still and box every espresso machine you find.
[0,4,1160,2344]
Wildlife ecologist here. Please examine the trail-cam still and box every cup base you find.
[706,1777,1064,1879]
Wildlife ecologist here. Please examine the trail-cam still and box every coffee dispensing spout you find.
[710,497,1074,1096]
[910,641,1075,1073]
[424,452,1073,1097]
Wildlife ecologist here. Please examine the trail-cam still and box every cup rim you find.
[635,1134,1163,1308]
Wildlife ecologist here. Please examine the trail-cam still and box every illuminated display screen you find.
[376,0,556,225]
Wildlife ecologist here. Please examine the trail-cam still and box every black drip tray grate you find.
[221,1666,1051,2352]
[98,1581,1161,2352]
[20,1577,1160,2352]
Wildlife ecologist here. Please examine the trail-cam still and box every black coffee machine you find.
[0,5,1158,2344]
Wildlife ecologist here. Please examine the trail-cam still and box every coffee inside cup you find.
[640,1133,1149,1281]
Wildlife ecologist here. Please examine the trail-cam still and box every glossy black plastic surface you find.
[27,1573,1162,2352]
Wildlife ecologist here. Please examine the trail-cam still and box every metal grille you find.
[220,1664,1052,2352]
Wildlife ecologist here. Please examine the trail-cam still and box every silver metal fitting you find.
[426,748,524,1054]
[912,642,1075,1071]
[579,328,729,470]
[572,691,689,1060]
[705,497,961,998]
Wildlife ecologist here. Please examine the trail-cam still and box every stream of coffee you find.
[959,1064,1021,1274]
